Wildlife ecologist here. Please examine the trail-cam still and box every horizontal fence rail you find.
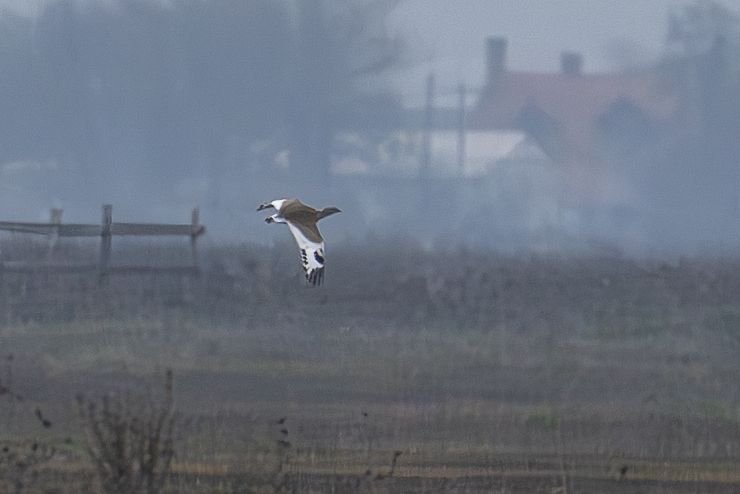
[0,205,205,279]
[0,222,204,237]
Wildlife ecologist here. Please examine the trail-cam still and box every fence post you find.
[99,204,112,283]
[191,207,200,270]
[47,208,63,262]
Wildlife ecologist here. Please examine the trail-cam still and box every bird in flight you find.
[258,198,341,285]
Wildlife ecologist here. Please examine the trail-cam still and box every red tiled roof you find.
[469,70,680,161]
[468,69,681,206]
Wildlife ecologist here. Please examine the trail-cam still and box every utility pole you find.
[457,82,467,177]
[420,72,435,178]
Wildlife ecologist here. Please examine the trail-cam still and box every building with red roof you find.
[468,37,682,209]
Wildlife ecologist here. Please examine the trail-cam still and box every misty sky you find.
[386,0,740,102]
[1,1,734,70]
[2,0,737,86]
[2,0,740,250]
[391,0,674,72]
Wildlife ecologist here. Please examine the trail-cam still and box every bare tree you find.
[77,370,176,494]
[288,0,404,178]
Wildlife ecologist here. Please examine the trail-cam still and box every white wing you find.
[286,222,326,286]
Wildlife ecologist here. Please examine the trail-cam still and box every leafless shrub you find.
[1,354,23,426]
[0,440,56,494]
[373,449,402,480]
[0,354,56,494]
[76,370,176,494]
[263,416,294,493]
[0,420,55,494]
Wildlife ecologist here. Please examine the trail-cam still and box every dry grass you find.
[0,238,739,492]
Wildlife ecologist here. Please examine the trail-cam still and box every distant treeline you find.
[0,0,401,190]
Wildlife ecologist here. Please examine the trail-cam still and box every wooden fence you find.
[0,205,205,279]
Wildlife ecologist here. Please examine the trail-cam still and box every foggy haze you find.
[4,3,740,493]
[1,0,740,254]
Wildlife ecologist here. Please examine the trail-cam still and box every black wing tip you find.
[306,267,325,286]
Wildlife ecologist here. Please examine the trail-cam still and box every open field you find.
[1,238,740,492]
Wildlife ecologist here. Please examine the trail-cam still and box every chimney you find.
[560,51,583,76]
[486,37,507,86]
